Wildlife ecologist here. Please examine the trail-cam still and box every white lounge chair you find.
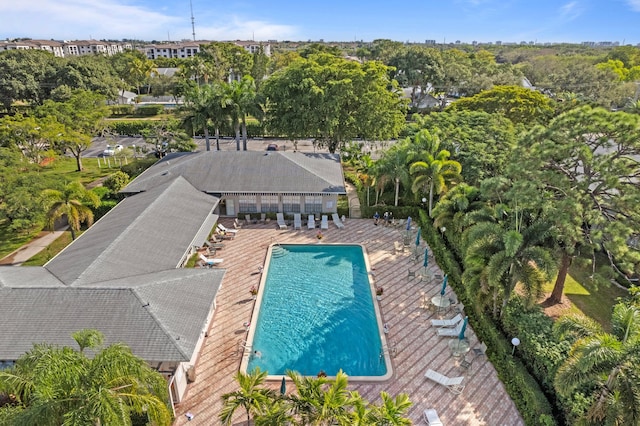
[217,224,239,234]
[331,213,344,229]
[244,214,252,225]
[430,313,463,328]
[423,409,443,426]
[276,213,288,229]
[198,253,224,267]
[436,321,464,337]
[320,215,329,230]
[307,214,316,229]
[424,369,465,394]
[293,213,302,230]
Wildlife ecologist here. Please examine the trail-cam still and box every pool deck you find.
[173,218,524,426]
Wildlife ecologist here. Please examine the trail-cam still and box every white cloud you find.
[0,0,296,41]
[627,0,640,12]
[559,1,583,20]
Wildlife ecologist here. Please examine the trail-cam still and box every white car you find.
[103,144,124,156]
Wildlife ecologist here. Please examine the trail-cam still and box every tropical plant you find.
[374,141,411,207]
[553,303,640,424]
[286,369,353,425]
[462,207,556,316]
[409,130,462,216]
[368,391,412,425]
[0,329,172,426]
[220,368,275,425]
[42,181,100,240]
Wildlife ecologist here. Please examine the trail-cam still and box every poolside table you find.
[449,338,471,358]
[431,295,451,314]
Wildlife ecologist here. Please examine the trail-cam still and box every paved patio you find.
[174,218,523,425]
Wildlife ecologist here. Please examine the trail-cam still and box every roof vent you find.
[161,171,169,176]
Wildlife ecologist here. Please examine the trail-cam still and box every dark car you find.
[266,144,278,151]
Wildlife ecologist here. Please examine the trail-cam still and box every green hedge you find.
[418,209,557,426]
[104,120,157,136]
[109,105,135,116]
[134,105,164,116]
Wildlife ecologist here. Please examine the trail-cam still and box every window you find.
[304,195,323,214]
[260,195,279,212]
[238,195,257,213]
[282,195,300,213]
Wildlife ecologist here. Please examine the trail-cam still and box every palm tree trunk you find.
[394,178,400,207]
[235,120,241,151]
[215,128,220,151]
[367,186,370,207]
[204,126,211,152]
[547,252,571,305]
[429,181,434,216]
[241,115,248,151]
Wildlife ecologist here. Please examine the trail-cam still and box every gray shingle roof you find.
[0,267,222,362]
[0,266,64,288]
[46,176,219,286]
[121,151,346,195]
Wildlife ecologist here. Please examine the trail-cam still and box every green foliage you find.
[0,330,172,425]
[120,157,158,178]
[104,119,158,136]
[134,104,164,116]
[0,49,60,110]
[109,104,135,116]
[103,171,130,193]
[262,54,407,153]
[447,85,554,125]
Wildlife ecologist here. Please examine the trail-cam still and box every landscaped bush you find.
[109,105,134,116]
[134,105,164,116]
[104,120,157,136]
[119,158,157,179]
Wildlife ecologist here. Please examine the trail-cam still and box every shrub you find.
[134,105,164,116]
[109,105,134,116]
[104,120,157,136]
[103,171,130,193]
[120,158,157,179]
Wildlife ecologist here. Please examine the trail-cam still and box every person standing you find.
[373,211,380,225]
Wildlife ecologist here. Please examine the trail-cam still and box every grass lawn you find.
[542,253,629,330]
[0,222,41,262]
[21,231,77,266]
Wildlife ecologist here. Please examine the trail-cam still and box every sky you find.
[1,0,640,45]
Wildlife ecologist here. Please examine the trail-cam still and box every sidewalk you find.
[0,227,68,266]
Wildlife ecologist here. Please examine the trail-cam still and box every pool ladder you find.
[237,339,252,358]
[380,340,397,359]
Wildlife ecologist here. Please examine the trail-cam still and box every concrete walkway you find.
[345,181,362,218]
[0,227,68,266]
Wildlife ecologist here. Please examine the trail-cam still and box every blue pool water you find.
[246,244,387,377]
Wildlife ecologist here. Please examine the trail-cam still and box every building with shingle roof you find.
[0,150,345,407]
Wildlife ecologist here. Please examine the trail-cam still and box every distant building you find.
[425,40,436,45]
[0,39,131,57]
[143,41,271,60]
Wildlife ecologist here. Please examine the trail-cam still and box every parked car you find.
[266,143,278,151]
[103,144,123,156]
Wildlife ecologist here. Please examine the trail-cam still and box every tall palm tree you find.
[42,181,100,240]
[462,209,556,317]
[220,368,274,425]
[182,83,228,152]
[223,76,257,151]
[553,304,640,425]
[374,142,411,207]
[0,330,172,426]
[368,391,412,426]
[409,130,462,216]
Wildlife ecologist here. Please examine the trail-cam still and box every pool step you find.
[272,245,289,257]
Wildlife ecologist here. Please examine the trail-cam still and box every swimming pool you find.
[241,244,392,381]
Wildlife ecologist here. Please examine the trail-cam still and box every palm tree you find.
[183,83,217,151]
[368,391,412,425]
[286,370,353,425]
[222,76,257,151]
[462,209,556,317]
[553,304,640,425]
[220,368,275,425]
[409,130,462,216]
[42,181,99,240]
[374,142,411,207]
[0,330,172,426]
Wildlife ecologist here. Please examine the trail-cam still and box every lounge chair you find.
[436,321,464,337]
[260,213,266,223]
[394,241,404,253]
[430,313,463,328]
[307,214,316,229]
[244,214,252,225]
[293,213,302,230]
[215,230,235,240]
[331,213,344,229]
[276,212,288,229]
[320,215,329,230]
[217,224,239,234]
[423,409,443,426]
[198,253,224,267]
[424,369,465,394]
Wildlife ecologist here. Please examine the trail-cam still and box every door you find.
[226,199,235,216]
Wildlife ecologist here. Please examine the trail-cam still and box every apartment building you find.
[143,40,271,60]
[0,39,132,57]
